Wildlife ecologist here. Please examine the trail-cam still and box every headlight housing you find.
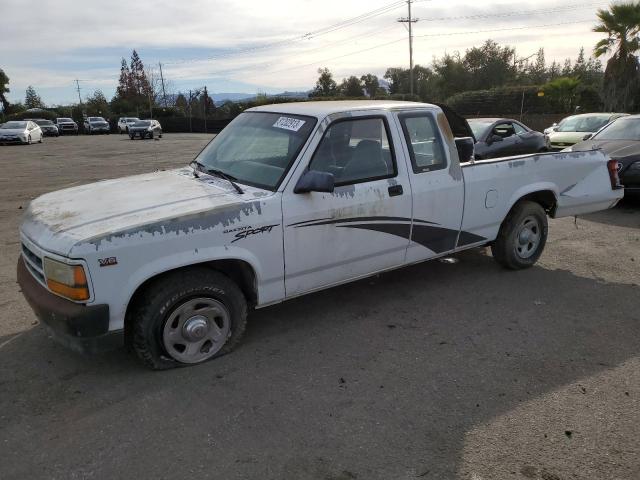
[43,257,90,301]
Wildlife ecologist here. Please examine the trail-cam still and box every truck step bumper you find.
[17,257,123,354]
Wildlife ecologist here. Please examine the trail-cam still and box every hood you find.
[58,121,76,125]
[21,168,264,256]
[570,139,640,167]
[0,128,27,135]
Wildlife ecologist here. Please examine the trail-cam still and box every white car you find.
[0,120,43,145]
[84,116,110,135]
[17,101,624,369]
[117,117,140,134]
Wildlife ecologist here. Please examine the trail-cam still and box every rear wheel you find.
[131,268,248,370]
[27,135,31,145]
[491,200,548,270]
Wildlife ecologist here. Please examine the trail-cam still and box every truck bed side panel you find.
[459,150,622,244]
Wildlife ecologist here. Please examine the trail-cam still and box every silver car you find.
[117,117,140,134]
[84,116,111,135]
[0,120,43,145]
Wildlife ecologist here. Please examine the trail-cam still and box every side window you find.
[309,117,396,185]
[399,113,447,173]
[513,123,527,135]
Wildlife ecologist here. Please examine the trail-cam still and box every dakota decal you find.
[231,224,280,243]
[98,257,118,267]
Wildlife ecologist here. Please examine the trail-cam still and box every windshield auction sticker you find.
[273,117,306,132]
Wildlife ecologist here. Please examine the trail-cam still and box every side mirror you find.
[294,170,335,194]
[487,134,503,145]
[582,133,593,141]
[455,137,475,163]
[552,122,558,127]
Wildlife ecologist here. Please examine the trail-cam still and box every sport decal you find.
[230,224,280,243]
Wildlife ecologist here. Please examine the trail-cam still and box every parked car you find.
[84,116,110,135]
[565,114,640,195]
[128,119,162,139]
[468,118,548,159]
[16,101,624,369]
[0,120,43,145]
[117,117,140,134]
[30,119,59,137]
[546,113,628,150]
[55,117,78,135]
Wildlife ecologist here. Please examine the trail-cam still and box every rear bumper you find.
[17,257,123,354]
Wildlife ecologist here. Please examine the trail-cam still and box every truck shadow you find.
[581,195,640,228]
[0,250,638,479]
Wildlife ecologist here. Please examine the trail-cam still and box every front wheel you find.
[129,134,135,140]
[491,200,548,270]
[26,135,32,145]
[130,268,248,369]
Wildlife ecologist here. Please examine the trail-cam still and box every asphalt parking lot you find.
[0,133,639,480]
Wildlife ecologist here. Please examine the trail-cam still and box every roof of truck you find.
[248,100,437,117]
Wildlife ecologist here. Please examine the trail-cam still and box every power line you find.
[163,0,407,66]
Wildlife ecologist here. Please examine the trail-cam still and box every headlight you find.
[43,257,90,301]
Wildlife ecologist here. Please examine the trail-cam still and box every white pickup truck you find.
[17,101,623,369]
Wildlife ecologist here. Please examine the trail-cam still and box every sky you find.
[0,0,615,105]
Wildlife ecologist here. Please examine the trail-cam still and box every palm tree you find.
[593,2,640,111]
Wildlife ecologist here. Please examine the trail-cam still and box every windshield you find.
[58,118,73,122]
[133,120,151,127]
[1,121,27,129]
[556,115,611,133]
[35,120,53,126]
[195,112,316,190]
[89,117,105,122]
[127,118,139,122]
[593,117,640,141]
[467,119,494,140]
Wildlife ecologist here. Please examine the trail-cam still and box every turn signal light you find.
[607,159,623,190]
[43,257,90,301]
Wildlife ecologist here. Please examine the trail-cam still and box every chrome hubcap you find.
[162,297,231,364]
[515,215,541,259]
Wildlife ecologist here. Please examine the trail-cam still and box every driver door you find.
[282,112,412,297]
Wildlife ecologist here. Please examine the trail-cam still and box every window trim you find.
[398,111,448,174]
[308,114,398,187]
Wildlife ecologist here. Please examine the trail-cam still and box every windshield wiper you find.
[189,161,244,194]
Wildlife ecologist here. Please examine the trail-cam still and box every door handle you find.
[388,185,403,197]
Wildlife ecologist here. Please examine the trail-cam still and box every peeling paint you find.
[331,184,356,198]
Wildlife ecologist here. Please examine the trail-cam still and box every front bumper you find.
[17,257,123,354]
[42,128,59,136]
[0,136,27,144]
[89,125,110,133]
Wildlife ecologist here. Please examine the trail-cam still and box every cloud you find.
[0,0,607,104]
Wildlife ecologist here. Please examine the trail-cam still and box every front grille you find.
[21,243,45,283]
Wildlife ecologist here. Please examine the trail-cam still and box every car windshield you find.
[127,118,139,122]
[194,111,317,190]
[467,119,495,140]
[556,115,611,133]
[134,121,151,127]
[35,120,53,126]
[58,118,73,122]
[89,117,105,122]
[593,117,640,141]
[1,121,27,129]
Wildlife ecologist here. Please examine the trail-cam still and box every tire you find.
[27,135,31,145]
[129,134,135,140]
[491,200,548,270]
[130,267,248,370]
[38,135,43,143]
[149,131,154,140]
[159,131,162,138]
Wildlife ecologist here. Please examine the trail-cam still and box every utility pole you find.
[158,62,167,107]
[188,89,192,133]
[74,79,83,106]
[397,0,418,97]
[203,86,208,134]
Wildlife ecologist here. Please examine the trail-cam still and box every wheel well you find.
[517,190,557,215]
[123,260,257,346]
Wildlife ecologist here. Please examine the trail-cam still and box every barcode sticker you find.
[273,117,306,132]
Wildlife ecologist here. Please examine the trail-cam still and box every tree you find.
[432,53,468,99]
[544,77,582,112]
[312,68,337,97]
[86,90,110,116]
[360,74,380,97]
[528,48,548,85]
[175,93,188,111]
[384,67,409,94]
[0,69,10,113]
[593,2,640,111]
[116,58,132,99]
[339,76,363,97]
[463,40,516,90]
[25,85,44,109]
